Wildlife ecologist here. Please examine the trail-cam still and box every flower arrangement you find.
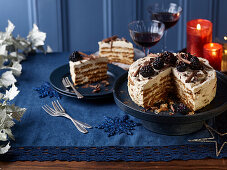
[0,20,49,153]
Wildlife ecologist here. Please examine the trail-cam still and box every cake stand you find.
[113,72,227,135]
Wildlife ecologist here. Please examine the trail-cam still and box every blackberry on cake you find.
[139,65,155,77]
[69,51,83,62]
[153,57,164,70]
[176,61,187,72]
[190,56,203,70]
[69,51,108,85]
[98,35,134,65]
[161,51,177,66]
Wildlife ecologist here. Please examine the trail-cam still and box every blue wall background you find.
[0,0,226,52]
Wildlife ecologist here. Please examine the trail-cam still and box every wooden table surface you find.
[0,56,226,170]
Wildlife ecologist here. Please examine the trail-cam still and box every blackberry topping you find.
[190,56,203,70]
[69,51,83,62]
[153,57,164,70]
[181,53,193,61]
[139,65,155,77]
[161,51,177,66]
[176,103,190,115]
[176,61,187,72]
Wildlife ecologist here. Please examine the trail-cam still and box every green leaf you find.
[5,104,26,121]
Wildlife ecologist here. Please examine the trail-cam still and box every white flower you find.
[4,84,19,101]
[0,20,15,45]
[0,142,10,154]
[0,44,7,56]
[27,24,46,47]
[0,71,17,88]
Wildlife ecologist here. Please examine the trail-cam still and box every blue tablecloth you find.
[1,52,226,161]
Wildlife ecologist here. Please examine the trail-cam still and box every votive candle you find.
[187,19,212,57]
[203,43,223,70]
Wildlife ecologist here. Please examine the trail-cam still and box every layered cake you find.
[128,52,217,111]
[98,35,134,64]
[69,51,108,85]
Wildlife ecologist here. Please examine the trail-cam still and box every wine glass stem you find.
[163,30,168,51]
[143,48,150,56]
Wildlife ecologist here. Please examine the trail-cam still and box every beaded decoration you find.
[33,82,61,99]
[96,115,141,137]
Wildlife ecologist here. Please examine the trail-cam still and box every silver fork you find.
[63,77,84,99]
[42,100,92,134]
[62,79,70,92]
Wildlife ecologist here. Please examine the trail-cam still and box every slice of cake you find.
[98,35,134,65]
[69,51,108,85]
[128,52,217,111]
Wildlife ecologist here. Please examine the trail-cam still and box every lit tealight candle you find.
[187,19,212,57]
[203,43,223,70]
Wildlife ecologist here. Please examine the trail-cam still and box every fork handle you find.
[75,119,92,129]
[69,83,84,99]
[64,115,88,134]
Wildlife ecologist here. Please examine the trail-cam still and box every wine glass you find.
[148,3,182,51]
[128,20,165,56]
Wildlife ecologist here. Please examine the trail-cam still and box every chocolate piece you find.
[102,35,118,43]
[170,104,175,113]
[177,53,191,65]
[81,84,89,88]
[169,112,174,115]
[101,80,110,86]
[133,66,141,77]
[185,71,198,83]
[78,51,90,58]
[92,84,101,93]
[202,69,208,75]
[199,60,213,70]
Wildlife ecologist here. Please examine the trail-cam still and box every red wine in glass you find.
[151,12,180,30]
[130,32,162,48]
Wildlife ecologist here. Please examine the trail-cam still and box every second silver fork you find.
[42,100,92,134]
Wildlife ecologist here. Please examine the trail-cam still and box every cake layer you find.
[74,75,108,85]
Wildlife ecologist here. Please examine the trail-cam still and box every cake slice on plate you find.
[69,51,108,85]
[98,35,134,65]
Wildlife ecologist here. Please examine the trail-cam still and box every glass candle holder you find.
[203,43,223,70]
[187,19,212,57]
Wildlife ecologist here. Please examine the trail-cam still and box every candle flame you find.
[224,36,227,40]
[210,43,214,47]
[196,24,201,30]
[225,50,227,54]
[212,51,216,56]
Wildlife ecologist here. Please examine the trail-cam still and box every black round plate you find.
[113,72,227,135]
[50,64,126,99]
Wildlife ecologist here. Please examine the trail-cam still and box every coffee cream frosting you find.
[70,56,108,85]
[99,37,134,65]
[128,53,217,111]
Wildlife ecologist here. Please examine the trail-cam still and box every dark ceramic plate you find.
[50,64,126,99]
[113,72,227,135]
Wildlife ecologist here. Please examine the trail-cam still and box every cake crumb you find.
[188,111,195,115]
[101,80,110,86]
[169,112,174,115]
[92,84,101,93]
[156,103,169,113]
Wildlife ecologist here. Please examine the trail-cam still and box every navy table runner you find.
[1,53,226,161]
